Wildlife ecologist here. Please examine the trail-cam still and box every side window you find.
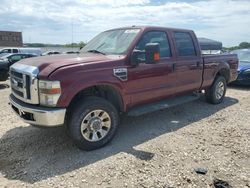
[2,49,11,53]
[13,49,18,53]
[10,55,22,62]
[174,32,196,56]
[135,31,171,62]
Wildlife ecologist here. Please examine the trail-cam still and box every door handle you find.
[172,63,176,72]
[196,61,201,67]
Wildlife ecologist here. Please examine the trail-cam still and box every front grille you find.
[10,70,31,99]
[9,63,39,104]
[10,70,23,79]
[12,87,24,97]
[25,75,31,99]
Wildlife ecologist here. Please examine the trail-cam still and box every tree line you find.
[24,41,250,51]
[224,42,250,51]
[24,41,86,48]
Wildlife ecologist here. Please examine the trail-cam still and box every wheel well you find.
[216,68,230,83]
[68,85,124,113]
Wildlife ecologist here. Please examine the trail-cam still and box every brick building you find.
[0,31,23,47]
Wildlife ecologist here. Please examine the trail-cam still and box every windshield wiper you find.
[87,49,106,55]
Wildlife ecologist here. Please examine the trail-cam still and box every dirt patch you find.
[0,80,249,187]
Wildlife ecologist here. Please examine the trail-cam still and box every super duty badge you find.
[113,68,128,81]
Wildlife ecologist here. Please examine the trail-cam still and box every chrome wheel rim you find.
[81,109,111,142]
[215,81,225,100]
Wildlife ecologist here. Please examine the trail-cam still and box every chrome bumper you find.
[9,94,66,127]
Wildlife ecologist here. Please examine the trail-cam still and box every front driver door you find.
[126,30,177,107]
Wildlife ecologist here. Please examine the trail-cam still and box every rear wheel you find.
[205,76,227,104]
[68,97,119,150]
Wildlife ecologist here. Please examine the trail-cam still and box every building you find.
[0,31,23,47]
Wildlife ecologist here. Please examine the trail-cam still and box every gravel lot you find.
[0,80,249,188]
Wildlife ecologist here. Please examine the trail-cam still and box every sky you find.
[0,0,249,47]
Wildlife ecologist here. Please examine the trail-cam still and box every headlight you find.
[243,69,250,74]
[38,80,61,107]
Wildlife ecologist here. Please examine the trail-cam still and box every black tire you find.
[0,71,8,82]
[205,76,227,104]
[68,96,119,150]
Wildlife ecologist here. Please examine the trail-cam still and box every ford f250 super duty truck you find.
[9,26,238,150]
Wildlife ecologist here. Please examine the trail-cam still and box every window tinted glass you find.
[174,32,196,56]
[10,55,22,61]
[13,49,18,53]
[2,49,11,53]
[135,31,171,61]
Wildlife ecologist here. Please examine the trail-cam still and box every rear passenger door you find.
[172,31,203,95]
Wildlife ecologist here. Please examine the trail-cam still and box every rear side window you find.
[174,32,196,56]
[13,49,18,53]
[135,31,171,61]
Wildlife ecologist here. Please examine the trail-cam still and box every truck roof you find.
[105,25,194,33]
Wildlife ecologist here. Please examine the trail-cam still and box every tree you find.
[239,42,250,49]
[79,41,86,48]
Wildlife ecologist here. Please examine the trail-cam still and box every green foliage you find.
[24,41,86,48]
[224,42,250,51]
[239,42,250,49]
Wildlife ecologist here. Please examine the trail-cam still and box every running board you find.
[127,94,200,116]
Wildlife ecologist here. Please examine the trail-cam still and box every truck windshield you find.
[80,29,140,55]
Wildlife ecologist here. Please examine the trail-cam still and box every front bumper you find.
[9,94,66,127]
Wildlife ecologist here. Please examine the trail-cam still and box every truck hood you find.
[19,53,124,76]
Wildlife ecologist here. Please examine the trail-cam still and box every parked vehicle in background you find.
[198,37,224,55]
[0,53,38,67]
[0,53,37,82]
[0,48,42,56]
[0,61,9,81]
[9,26,238,150]
[42,51,60,56]
[64,51,79,54]
[230,49,250,85]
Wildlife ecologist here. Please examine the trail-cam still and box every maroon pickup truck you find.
[9,26,238,150]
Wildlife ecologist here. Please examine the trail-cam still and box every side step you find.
[127,93,200,116]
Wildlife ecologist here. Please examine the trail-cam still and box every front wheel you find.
[68,97,119,150]
[0,71,8,81]
[205,76,227,104]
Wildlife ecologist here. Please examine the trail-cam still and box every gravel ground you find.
[0,80,249,188]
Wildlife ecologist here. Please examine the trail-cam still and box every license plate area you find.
[11,105,35,121]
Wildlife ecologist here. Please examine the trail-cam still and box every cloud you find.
[0,0,249,46]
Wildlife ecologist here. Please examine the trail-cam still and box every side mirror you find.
[130,50,143,67]
[145,43,160,64]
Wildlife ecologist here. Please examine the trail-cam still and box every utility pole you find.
[71,18,74,49]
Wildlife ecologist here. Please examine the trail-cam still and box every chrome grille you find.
[10,63,39,104]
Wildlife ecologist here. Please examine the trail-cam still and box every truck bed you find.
[201,53,238,88]
[202,53,237,62]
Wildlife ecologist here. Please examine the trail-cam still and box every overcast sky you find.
[0,0,249,46]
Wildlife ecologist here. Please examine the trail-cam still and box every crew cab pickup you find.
[9,26,238,150]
